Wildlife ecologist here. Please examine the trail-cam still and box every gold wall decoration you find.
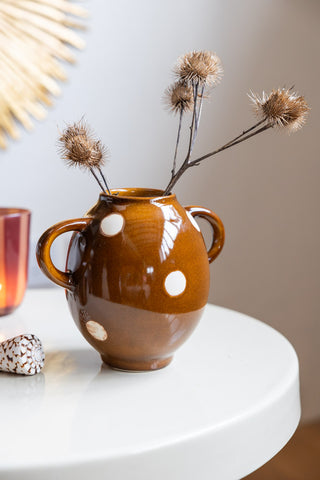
[0,0,88,148]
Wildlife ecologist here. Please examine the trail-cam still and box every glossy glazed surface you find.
[37,189,224,370]
[0,208,30,316]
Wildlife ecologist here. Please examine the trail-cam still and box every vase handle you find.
[185,206,225,263]
[36,218,92,291]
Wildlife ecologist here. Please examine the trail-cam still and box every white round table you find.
[0,288,300,480]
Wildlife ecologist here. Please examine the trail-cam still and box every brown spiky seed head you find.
[164,82,194,114]
[175,50,223,86]
[249,88,310,132]
[59,121,106,168]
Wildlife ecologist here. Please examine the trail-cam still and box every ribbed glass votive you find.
[0,208,31,316]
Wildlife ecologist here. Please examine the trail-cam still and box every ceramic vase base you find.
[101,354,173,372]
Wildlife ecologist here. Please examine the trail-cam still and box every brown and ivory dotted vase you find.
[36,188,224,371]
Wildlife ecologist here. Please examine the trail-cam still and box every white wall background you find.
[0,0,319,421]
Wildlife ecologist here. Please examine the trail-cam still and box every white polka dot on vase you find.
[186,211,201,232]
[164,271,186,297]
[86,321,108,341]
[100,213,124,236]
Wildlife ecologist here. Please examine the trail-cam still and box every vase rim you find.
[100,188,176,202]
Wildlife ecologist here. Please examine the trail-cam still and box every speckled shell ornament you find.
[0,335,45,375]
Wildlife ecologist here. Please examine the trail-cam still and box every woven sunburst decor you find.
[0,0,88,149]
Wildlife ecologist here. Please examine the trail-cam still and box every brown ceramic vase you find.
[36,188,224,371]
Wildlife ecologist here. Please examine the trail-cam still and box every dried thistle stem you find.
[90,167,105,192]
[164,81,199,195]
[195,83,205,137]
[163,121,274,195]
[223,118,267,148]
[172,108,183,176]
[98,167,111,195]
[164,81,194,177]
[190,122,274,164]
[189,81,199,156]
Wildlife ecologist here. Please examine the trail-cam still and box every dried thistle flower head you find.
[175,50,223,86]
[164,82,194,114]
[59,121,107,169]
[249,88,310,132]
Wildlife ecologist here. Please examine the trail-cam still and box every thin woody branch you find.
[163,122,274,194]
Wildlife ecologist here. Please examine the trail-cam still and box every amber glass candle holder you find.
[0,208,31,316]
